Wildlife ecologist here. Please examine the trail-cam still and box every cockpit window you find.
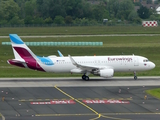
[143,59,149,62]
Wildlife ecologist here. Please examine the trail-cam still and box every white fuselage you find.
[38,55,155,73]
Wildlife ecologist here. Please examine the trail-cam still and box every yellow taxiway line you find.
[54,85,130,120]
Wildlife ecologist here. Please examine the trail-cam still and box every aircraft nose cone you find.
[152,62,155,69]
[150,62,155,69]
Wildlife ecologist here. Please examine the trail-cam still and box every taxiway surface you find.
[0,77,160,120]
[0,77,160,87]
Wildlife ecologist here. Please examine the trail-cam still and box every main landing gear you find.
[134,71,137,80]
[82,74,89,81]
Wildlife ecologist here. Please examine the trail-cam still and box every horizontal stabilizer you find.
[7,59,25,64]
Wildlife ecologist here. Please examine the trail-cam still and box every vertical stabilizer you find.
[8,34,45,71]
[9,34,37,60]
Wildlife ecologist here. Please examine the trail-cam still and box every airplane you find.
[7,34,155,81]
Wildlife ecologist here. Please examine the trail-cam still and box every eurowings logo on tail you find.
[8,34,47,71]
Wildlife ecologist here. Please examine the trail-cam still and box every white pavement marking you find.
[0,77,160,87]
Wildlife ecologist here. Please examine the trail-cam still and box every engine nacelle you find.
[99,69,114,78]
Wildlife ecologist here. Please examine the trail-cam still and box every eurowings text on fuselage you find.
[7,34,155,80]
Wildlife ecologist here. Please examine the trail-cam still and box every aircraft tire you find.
[82,75,86,80]
[85,76,89,81]
[134,76,137,80]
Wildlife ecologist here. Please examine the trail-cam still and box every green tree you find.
[80,18,89,25]
[36,0,48,18]
[93,4,109,21]
[63,0,84,18]
[44,17,53,24]
[128,11,139,21]
[24,15,33,24]
[0,0,20,24]
[0,20,7,25]
[73,18,81,24]
[54,15,65,24]
[14,0,26,19]
[107,0,120,18]
[9,16,24,25]
[52,4,66,18]
[149,15,157,20]
[36,0,66,20]
[137,6,151,19]
[65,16,73,24]
[117,0,134,20]
[25,0,37,17]
[128,10,141,23]
[33,17,44,24]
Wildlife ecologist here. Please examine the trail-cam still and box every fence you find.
[2,42,103,46]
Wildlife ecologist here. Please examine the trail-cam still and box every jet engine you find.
[99,69,114,78]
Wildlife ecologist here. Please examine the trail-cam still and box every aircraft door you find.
[134,57,139,66]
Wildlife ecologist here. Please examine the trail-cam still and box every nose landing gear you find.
[134,71,137,80]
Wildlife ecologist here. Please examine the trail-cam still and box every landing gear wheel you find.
[85,76,89,81]
[133,71,137,80]
[82,75,89,81]
[82,75,86,80]
[134,76,137,80]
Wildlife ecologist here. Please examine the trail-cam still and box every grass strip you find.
[146,88,160,99]
[1,26,160,35]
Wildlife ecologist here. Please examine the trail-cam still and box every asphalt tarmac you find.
[0,78,160,120]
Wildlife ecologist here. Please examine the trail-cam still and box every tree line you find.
[0,0,158,26]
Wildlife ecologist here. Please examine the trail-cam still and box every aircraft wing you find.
[69,55,111,72]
